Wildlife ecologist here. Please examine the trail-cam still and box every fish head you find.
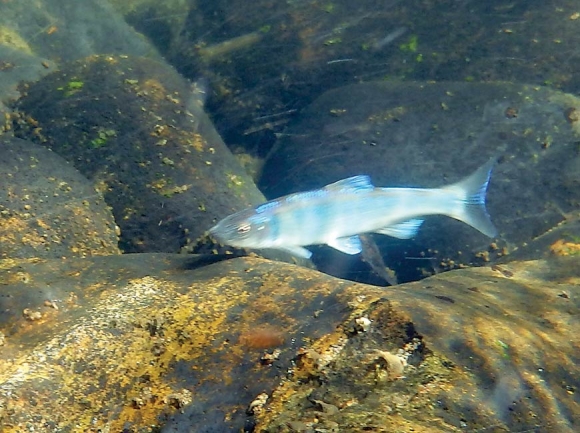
[209,208,274,249]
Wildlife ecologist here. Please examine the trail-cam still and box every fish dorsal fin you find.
[327,235,362,255]
[325,175,374,193]
[375,219,424,239]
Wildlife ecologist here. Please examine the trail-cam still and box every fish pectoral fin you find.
[374,219,424,239]
[277,246,313,259]
[327,235,362,255]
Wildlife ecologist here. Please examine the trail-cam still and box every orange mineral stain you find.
[239,326,285,349]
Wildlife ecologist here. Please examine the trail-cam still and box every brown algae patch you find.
[550,238,580,256]
[0,274,251,431]
[0,26,33,54]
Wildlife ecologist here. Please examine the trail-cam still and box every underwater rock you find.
[0,253,387,431]
[0,136,119,259]
[123,0,414,156]
[120,0,580,166]
[0,254,577,432]
[260,81,580,281]
[12,55,266,253]
[0,0,162,118]
[0,45,54,122]
[0,0,157,62]
[109,0,192,55]
[254,257,580,433]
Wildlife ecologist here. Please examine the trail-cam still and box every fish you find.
[209,158,498,259]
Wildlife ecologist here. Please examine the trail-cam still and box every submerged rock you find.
[254,257,580,433]
[0,0,157,62]
[12,55,266,253]
[123,0,580,162]
[0,0,161,119]
[0,136,119,259]
[0,253,577,432]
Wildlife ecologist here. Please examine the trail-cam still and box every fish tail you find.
[444,157,498,237]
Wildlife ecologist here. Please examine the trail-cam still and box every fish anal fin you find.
[327,235,362,255]
[375,219,424,239]
[275,246,312,259]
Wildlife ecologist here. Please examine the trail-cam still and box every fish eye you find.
[237,223,251,234]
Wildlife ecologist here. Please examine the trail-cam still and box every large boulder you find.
[0,136,119,259]
[0,253,577,432]
[0,0,160,118]
[12,55,266,253]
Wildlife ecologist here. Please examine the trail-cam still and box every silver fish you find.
[210,158,497,259]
